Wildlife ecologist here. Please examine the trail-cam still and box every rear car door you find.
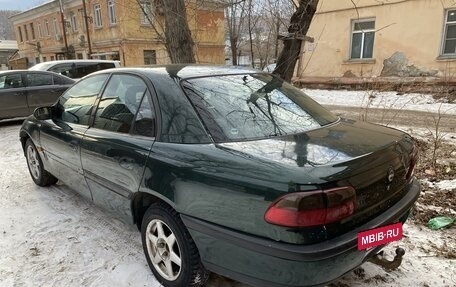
[80,74,156,222]
[25,72,69,114]
[0,72,28,119]
[39,74,109,201]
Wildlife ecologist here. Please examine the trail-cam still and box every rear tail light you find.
[264,187,356,228]
[406,145,419,182]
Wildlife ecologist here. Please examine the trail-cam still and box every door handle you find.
[119,158,135,170]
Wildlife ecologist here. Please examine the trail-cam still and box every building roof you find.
[0,40,18,51]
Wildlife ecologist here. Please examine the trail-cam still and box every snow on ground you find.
[303,89,456,115]
[1,86,455,287]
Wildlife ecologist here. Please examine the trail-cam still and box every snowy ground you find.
[0,89,455,287]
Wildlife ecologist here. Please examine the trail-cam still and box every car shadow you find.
[0,118,25,127]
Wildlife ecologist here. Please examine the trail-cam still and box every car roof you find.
[0,70,64,74]
[90,64,264,81]
[29,59,120,70]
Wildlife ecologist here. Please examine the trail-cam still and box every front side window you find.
[183,74,338,142]
[94,4,102,27]
[93,74,148,133]
[26,73,53,86]
[0,74,24,89]
[140,0,153,25]
[442,10,456,55]
[55,74,109,125]
[350,19,375,59]
[108,0,116,25]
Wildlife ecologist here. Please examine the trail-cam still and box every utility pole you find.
[59,0,69,59]
[82,0,92,59]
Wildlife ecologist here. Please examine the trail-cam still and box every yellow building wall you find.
[299,0,456,78]
[12,0,225,67]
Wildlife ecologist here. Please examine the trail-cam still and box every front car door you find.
[39,74,109,201]
[80,73,156,223]
[0,72,28,119]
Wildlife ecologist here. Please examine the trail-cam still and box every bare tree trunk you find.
[273,0,318,82]
[161,0,195,63]
[230,37,238,65]
[247,0,255,68]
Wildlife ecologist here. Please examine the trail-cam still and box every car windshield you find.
[183,74,338,142]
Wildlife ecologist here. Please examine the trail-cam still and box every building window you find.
[140,0,153,25]
[350,19,375,59]
[45,19,50,36]
[37,22,43,38]
[24,25,29,41]
[442,10,456,55]
[30,23,35,40]
[53,17,60,40]
[144,50,157,64]
[108,0,116,25]
[70,12,78,32]
[94,4,102,28]
[18,26,23,42]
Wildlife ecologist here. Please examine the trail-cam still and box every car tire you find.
[141,203,208,287]
[25,139,58,186]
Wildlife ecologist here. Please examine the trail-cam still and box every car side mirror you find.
[33,107,52,120]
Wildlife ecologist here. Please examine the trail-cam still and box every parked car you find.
[0,70,74,120]
[29,59,121,80]
[19,65,420,287]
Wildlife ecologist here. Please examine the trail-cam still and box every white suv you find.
[29,60,121,80]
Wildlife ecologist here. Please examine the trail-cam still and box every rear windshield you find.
[183,74,338,142]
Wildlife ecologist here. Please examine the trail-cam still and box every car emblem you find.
[387,167,395,183]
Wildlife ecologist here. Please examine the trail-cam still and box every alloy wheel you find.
[145,219,182,281]
[27,145,41,180]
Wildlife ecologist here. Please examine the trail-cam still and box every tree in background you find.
[273,0,319,82]
[139,0,195,63]
[225,0,294,68]
[225,0,248,66]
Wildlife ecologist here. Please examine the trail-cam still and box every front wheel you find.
[25,139,58,186]
[141,203,208,287]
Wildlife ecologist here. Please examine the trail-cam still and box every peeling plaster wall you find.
[299,0,456,79]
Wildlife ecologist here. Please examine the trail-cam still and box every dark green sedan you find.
[20,66,420,287]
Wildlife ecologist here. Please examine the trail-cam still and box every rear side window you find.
[54,74,109,125]
[93,74,148,133]
[132,91,155,137]
[48,62,116,79]
[76,63,115,78]
[49,64,76,78]
[26,73,53,86]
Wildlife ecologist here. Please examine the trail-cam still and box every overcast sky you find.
[0,0,48,11]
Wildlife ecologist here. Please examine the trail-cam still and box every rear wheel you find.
[141,203,208,287]
[25,139,58,186]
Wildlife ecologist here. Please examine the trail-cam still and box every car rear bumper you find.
[182,179,420,287]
